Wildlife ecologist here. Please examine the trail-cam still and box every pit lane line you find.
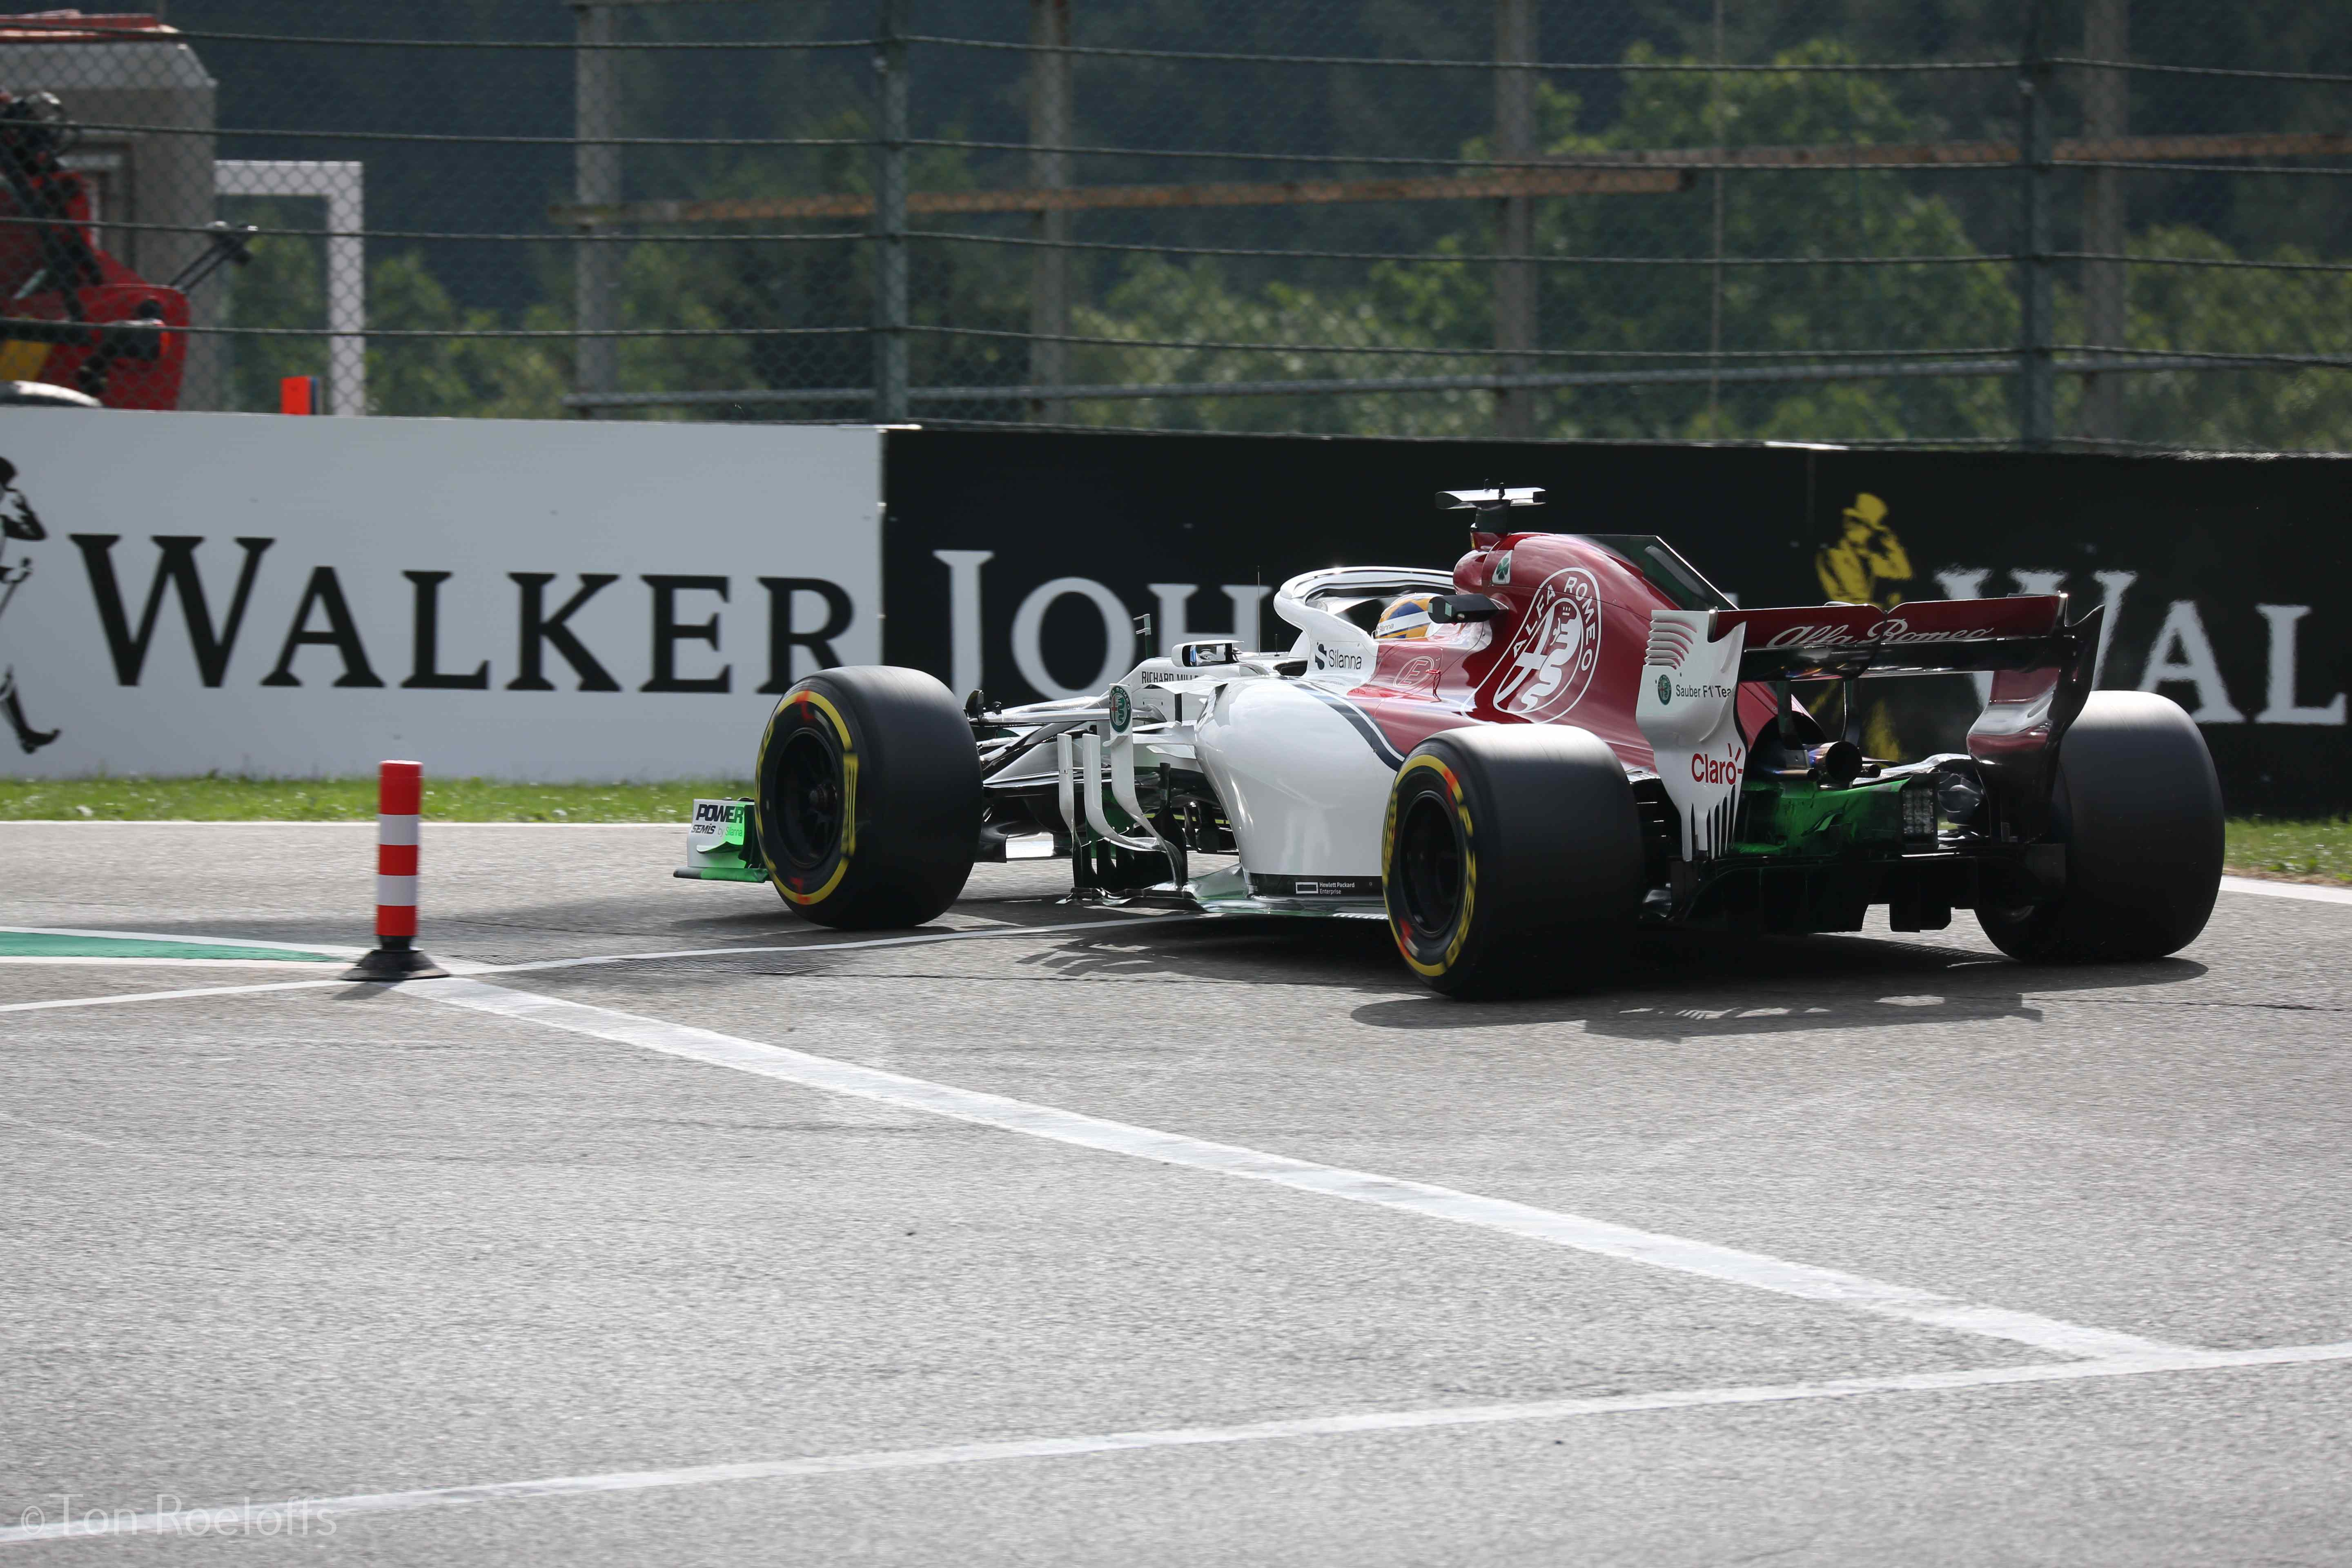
[10,1341,2352,1546]
[405,973,2179,1362]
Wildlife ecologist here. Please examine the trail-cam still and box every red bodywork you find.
[1339,531,2072,773]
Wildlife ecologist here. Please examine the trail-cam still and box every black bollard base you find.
[342,939,448,982]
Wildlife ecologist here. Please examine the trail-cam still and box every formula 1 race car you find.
[680,487,2225,997]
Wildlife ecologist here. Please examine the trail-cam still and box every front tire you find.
[1977,691,2222,962]
[755,666,982,929]
[1383,724,1644,998]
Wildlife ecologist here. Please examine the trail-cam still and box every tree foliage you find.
[203,11,2352,447]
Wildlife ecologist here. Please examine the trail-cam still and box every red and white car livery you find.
[698,488,2225,997]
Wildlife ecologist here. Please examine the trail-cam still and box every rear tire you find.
[754,666,982,929]
[1977,691,2222,962]
[1382,724,1644,998]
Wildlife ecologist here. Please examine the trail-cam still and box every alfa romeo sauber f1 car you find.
[680,488,2224,997]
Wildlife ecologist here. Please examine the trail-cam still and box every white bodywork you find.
[1635,608,1749,860]
[973,564,1452,906]
[1192,566,1449,880]
[1194,677,1394,878]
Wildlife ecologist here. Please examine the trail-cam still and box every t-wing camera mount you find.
[1437,483,1544,548]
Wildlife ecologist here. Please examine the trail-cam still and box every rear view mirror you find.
[1176,639,1241,668]
[1426,594,1499,624]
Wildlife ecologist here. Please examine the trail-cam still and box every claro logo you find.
[1691,739,1745,786]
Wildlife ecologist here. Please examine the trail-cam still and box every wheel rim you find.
[774,729,843,870]
[1395,791,1464,939]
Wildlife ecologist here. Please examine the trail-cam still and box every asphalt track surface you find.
[5,821,2352,1564]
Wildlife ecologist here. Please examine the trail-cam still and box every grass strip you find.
[0,777,751,824]
[2224,817,2352,887]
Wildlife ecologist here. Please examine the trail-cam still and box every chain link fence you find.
[15,0,2349,449]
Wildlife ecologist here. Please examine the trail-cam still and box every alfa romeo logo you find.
[1108,683,1132,734]
[1656,673,1673,705]
[1484,566,1604,719]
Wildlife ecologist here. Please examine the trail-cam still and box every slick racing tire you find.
[754,666,982,930]
[1383,724,1644,999]
[1977,691,2223,963]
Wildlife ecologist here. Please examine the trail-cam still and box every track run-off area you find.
[6,821,2352,1562]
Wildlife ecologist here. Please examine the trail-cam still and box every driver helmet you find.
[1375,593,1438,640]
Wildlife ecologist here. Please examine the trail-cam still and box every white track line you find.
[0,917,1198,1015]
[0,1109,158,1156]
[0,978,349,1014]
[409,976,2180,1361]
[486,911,1201,975]
[9,1340,2350,1546]
[17,869,2344,1009]
[2220,875,2352,907]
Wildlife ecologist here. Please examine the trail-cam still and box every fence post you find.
[572,2,621,416]
[2080,0,2129,443]
[2016,0,2056,450]
[872,0,910,422]
[1707,0,1725,437]
[1492,0,1536,439]
[1028,0,1072,425]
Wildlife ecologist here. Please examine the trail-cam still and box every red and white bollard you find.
[343,760,447,981]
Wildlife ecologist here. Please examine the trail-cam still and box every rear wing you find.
[1640,595,2104,857]
[1719,596,2083,681]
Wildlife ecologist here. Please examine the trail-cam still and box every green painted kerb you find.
[0,932,342,962]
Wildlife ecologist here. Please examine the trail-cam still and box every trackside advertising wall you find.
[882,430,2350,816]
[0,412,880,778]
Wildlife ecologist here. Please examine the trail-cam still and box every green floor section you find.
[0,931,342,962]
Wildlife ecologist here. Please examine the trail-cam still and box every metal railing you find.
[7,1,2344,450]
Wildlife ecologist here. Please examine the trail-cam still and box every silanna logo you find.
[1485,566,1602,719]
[0,457,60,754]
[1312,645,1366,673]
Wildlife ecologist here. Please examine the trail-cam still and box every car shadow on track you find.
[1008,917,1412,991]
[1349,932,2205,1036]
[986,914,2207,1038]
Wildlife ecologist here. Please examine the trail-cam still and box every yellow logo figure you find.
[1813,493,1912,760]
[1815,492,1913,611]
